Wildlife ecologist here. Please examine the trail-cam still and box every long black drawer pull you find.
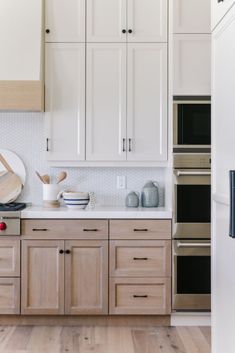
[32,228,48,232]
[133,295,148,298]
[83,229,98,232]
[133,229,148,232]
[133,257,148,261]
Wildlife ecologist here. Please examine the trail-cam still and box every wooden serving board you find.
[0,151,25,203]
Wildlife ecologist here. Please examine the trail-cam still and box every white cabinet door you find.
[86,44,127,161]
[45,43,85,161]
[173,0,211,33]
[45,0,85,42]
[87,0,126,42]
[127,44,167,161]
[212,0,235,30]
[212,5,235,353]
[173,34,211,96]
[127,0,167,42]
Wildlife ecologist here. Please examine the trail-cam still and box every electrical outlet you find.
[117,176,126,189]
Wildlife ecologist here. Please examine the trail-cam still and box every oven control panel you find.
[173,153,211,169]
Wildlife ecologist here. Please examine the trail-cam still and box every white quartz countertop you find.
[21,206,172,219]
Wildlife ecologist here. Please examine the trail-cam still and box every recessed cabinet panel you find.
[87,0,126,42]
[86,44,127,161]
[173,34,211,96]
[45,0,85,42]
[0,240,20,277]
[173,0,211,33]
[127,44,167,161]
[0,278,20,315]
[21,240,65,315]
[65,240,108,314]
[45,43,85,161]
[128,0,167,42]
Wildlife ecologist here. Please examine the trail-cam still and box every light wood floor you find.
[0,326,211,353]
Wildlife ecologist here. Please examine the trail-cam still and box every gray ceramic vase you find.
[141,181,159,207]
[125,191,140,208]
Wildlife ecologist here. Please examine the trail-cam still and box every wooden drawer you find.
[0,240,20,277]
[109,277,171,315]
[0,278,20,314]
[21,220,108,239]
[110,220,171,240]
[110,240,171,277]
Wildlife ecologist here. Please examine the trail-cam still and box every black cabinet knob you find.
[65,250,71,254]
[122,29,126,33]
[59,249,64,254]
[45,29,50,34]
[128,29,133,34]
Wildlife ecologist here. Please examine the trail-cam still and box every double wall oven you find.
[172,98,211,312]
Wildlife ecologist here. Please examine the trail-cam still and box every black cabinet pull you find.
[133,295,148,298]
[83,229,98,232]
[45,29,50,33]
[122,138,126,152]
[133,229,148,232]
[218,0,224,2]
[46,138,49,152]
[32,228,48,232]
[122,29,126,33]
[128,29,133,33]
[59,249,64,254]
[133,257,148,261]
[128,138,132,152]
[65,250,71,254]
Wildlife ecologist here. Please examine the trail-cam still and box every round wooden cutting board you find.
[0,149,26,203]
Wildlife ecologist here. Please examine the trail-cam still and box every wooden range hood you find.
[0,0,44,112]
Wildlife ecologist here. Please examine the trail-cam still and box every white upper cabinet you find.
[127,44,167,161]
[173,0,211,33]
[127,0,168,42]
[87,0,127,42]
[45,0,86,42]
[86,44,127,161]
[87,0,167,43]
[212,0,235,30]
[45,44,85,161]
[173,34,211,96]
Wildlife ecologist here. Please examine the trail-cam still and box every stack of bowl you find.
[62,191,90,209]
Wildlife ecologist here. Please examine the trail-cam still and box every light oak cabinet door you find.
[127,0,167,42]
[45,0,85,42]
[87,0,126,42]
[173,34,211,96]
[173,0,211,34]
[86,43,127,161]
[21,240,65,315]
[0,278,20,315]
[0,240,20,277]
[65,240,108,315]
[127,43,167,161]
[45,43,85,161]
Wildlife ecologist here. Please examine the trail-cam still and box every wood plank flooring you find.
[0,326,211,353]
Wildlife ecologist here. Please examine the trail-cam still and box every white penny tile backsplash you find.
[0,112,166,207]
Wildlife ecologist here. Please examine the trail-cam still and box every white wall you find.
[0,112,167,207]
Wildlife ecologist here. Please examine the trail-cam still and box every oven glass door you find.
[173,240,211,311]
[177,104,211,145]
[174,170,211,239]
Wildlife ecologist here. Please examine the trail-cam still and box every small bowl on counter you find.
[61,191,90,209]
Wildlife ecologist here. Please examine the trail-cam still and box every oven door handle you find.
[176,171,211,177]
[177,242,211,248]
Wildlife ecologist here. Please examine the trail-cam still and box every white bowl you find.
[63,191,90,209]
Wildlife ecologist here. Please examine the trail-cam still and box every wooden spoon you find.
[56,171,67,184]
[42,174,50,184]
[35,171,45,184]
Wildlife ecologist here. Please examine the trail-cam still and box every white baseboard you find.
[171,312,211,326]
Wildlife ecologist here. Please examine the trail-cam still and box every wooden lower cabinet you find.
[109,277,171,315]
[0,240,20,277]
[21,239,108,315]
[0,278,20,314]
[65,240,108,315]
[21,240,65,315]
